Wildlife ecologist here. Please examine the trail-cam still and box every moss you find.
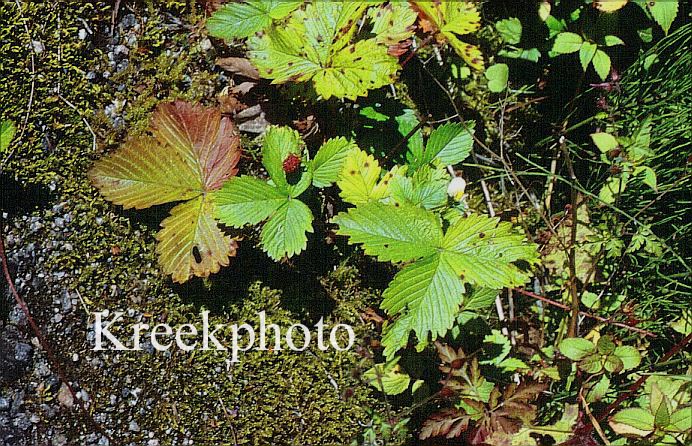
[2,3,388,444]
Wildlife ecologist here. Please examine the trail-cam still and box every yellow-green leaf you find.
[156,196,236,283]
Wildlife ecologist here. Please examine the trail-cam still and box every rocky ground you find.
[1,2,382,445]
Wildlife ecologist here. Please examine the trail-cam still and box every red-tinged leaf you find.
[152,101,240,191]
[419,408,470,440]
[90,101,241,283]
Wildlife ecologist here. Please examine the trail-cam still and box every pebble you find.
[128,420,140,432]
[14,343,32,363]
[0,397,10,411]
[52,434,68,446]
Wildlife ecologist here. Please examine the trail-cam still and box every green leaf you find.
[592,49,612,81]
[398,109,425,163]
[668,408,692,433]
[604,35,625,46]
[382,253,465,349]
[558,338,596,361]
[261,126,311,197]
[650,383,671,428]
[485,63,509,93]
[333,202,442,263]
[482,329,511,366]
[214,176,288,227]
[596,335,616,355]
[633,165,657,191]
[260,199,313,260]
[498,47,541,63]
[648,0,679,35]
[207,0,302,40]
[363,358,412,396]
[89,101,241,283]
[0,119,16,153]
[496,18,522,44]
[604,353,624,374]
[610,408,655,437]
[420,122,475,167]
[248,2,400,100]
[579,42,597,71]
[441,214,539,289]
[462,287,498,311]
[389,165,448,210]
[310,137,356,188]
[586,375,611,403]
[614,345,641,371]
[590,132,619,153]
[580,353,604,374]
[552,32,583,54]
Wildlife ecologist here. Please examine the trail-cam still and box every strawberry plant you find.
[214,126,354,260]
[208,1,485,99]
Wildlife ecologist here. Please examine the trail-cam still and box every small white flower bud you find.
[447,176,467,201]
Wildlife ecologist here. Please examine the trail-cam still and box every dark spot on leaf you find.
[192,246,202,264]
[479,232,485,238]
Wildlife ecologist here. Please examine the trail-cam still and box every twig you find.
[579,390,610,445]
[513,288,656,338]
[384,114,429,161]
[57,94,97,153]
[561,142,581,338]
[0,223,115,443]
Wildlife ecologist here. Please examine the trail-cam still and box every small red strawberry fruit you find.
[282,153,301,174]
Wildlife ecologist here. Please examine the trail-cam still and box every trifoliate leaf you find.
[485,63,509,93]
[89,101,241,282]
[0,119,16,153]
[310,137,357,188]
[333,202,443,263]
[156,196,236,283]
[415,122,475,168]
[558,337,596,361]
[592,49,612,81]
[648,0,679,35]
[214,176,288,227]
[364,358,412,396]
[261,126,311,197]
[552,32,583,55]
[261,199,314,260]
[248,1,400,100]
[495,18,522,45]
[369,1,418,46]
[412,1,484,70]
[207,0,302,40]
[337,149,393,205]
[335,203,537,356]
[441,214,539,289]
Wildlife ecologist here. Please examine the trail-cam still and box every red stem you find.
[0,224,114,443]
[513,288,656,338]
